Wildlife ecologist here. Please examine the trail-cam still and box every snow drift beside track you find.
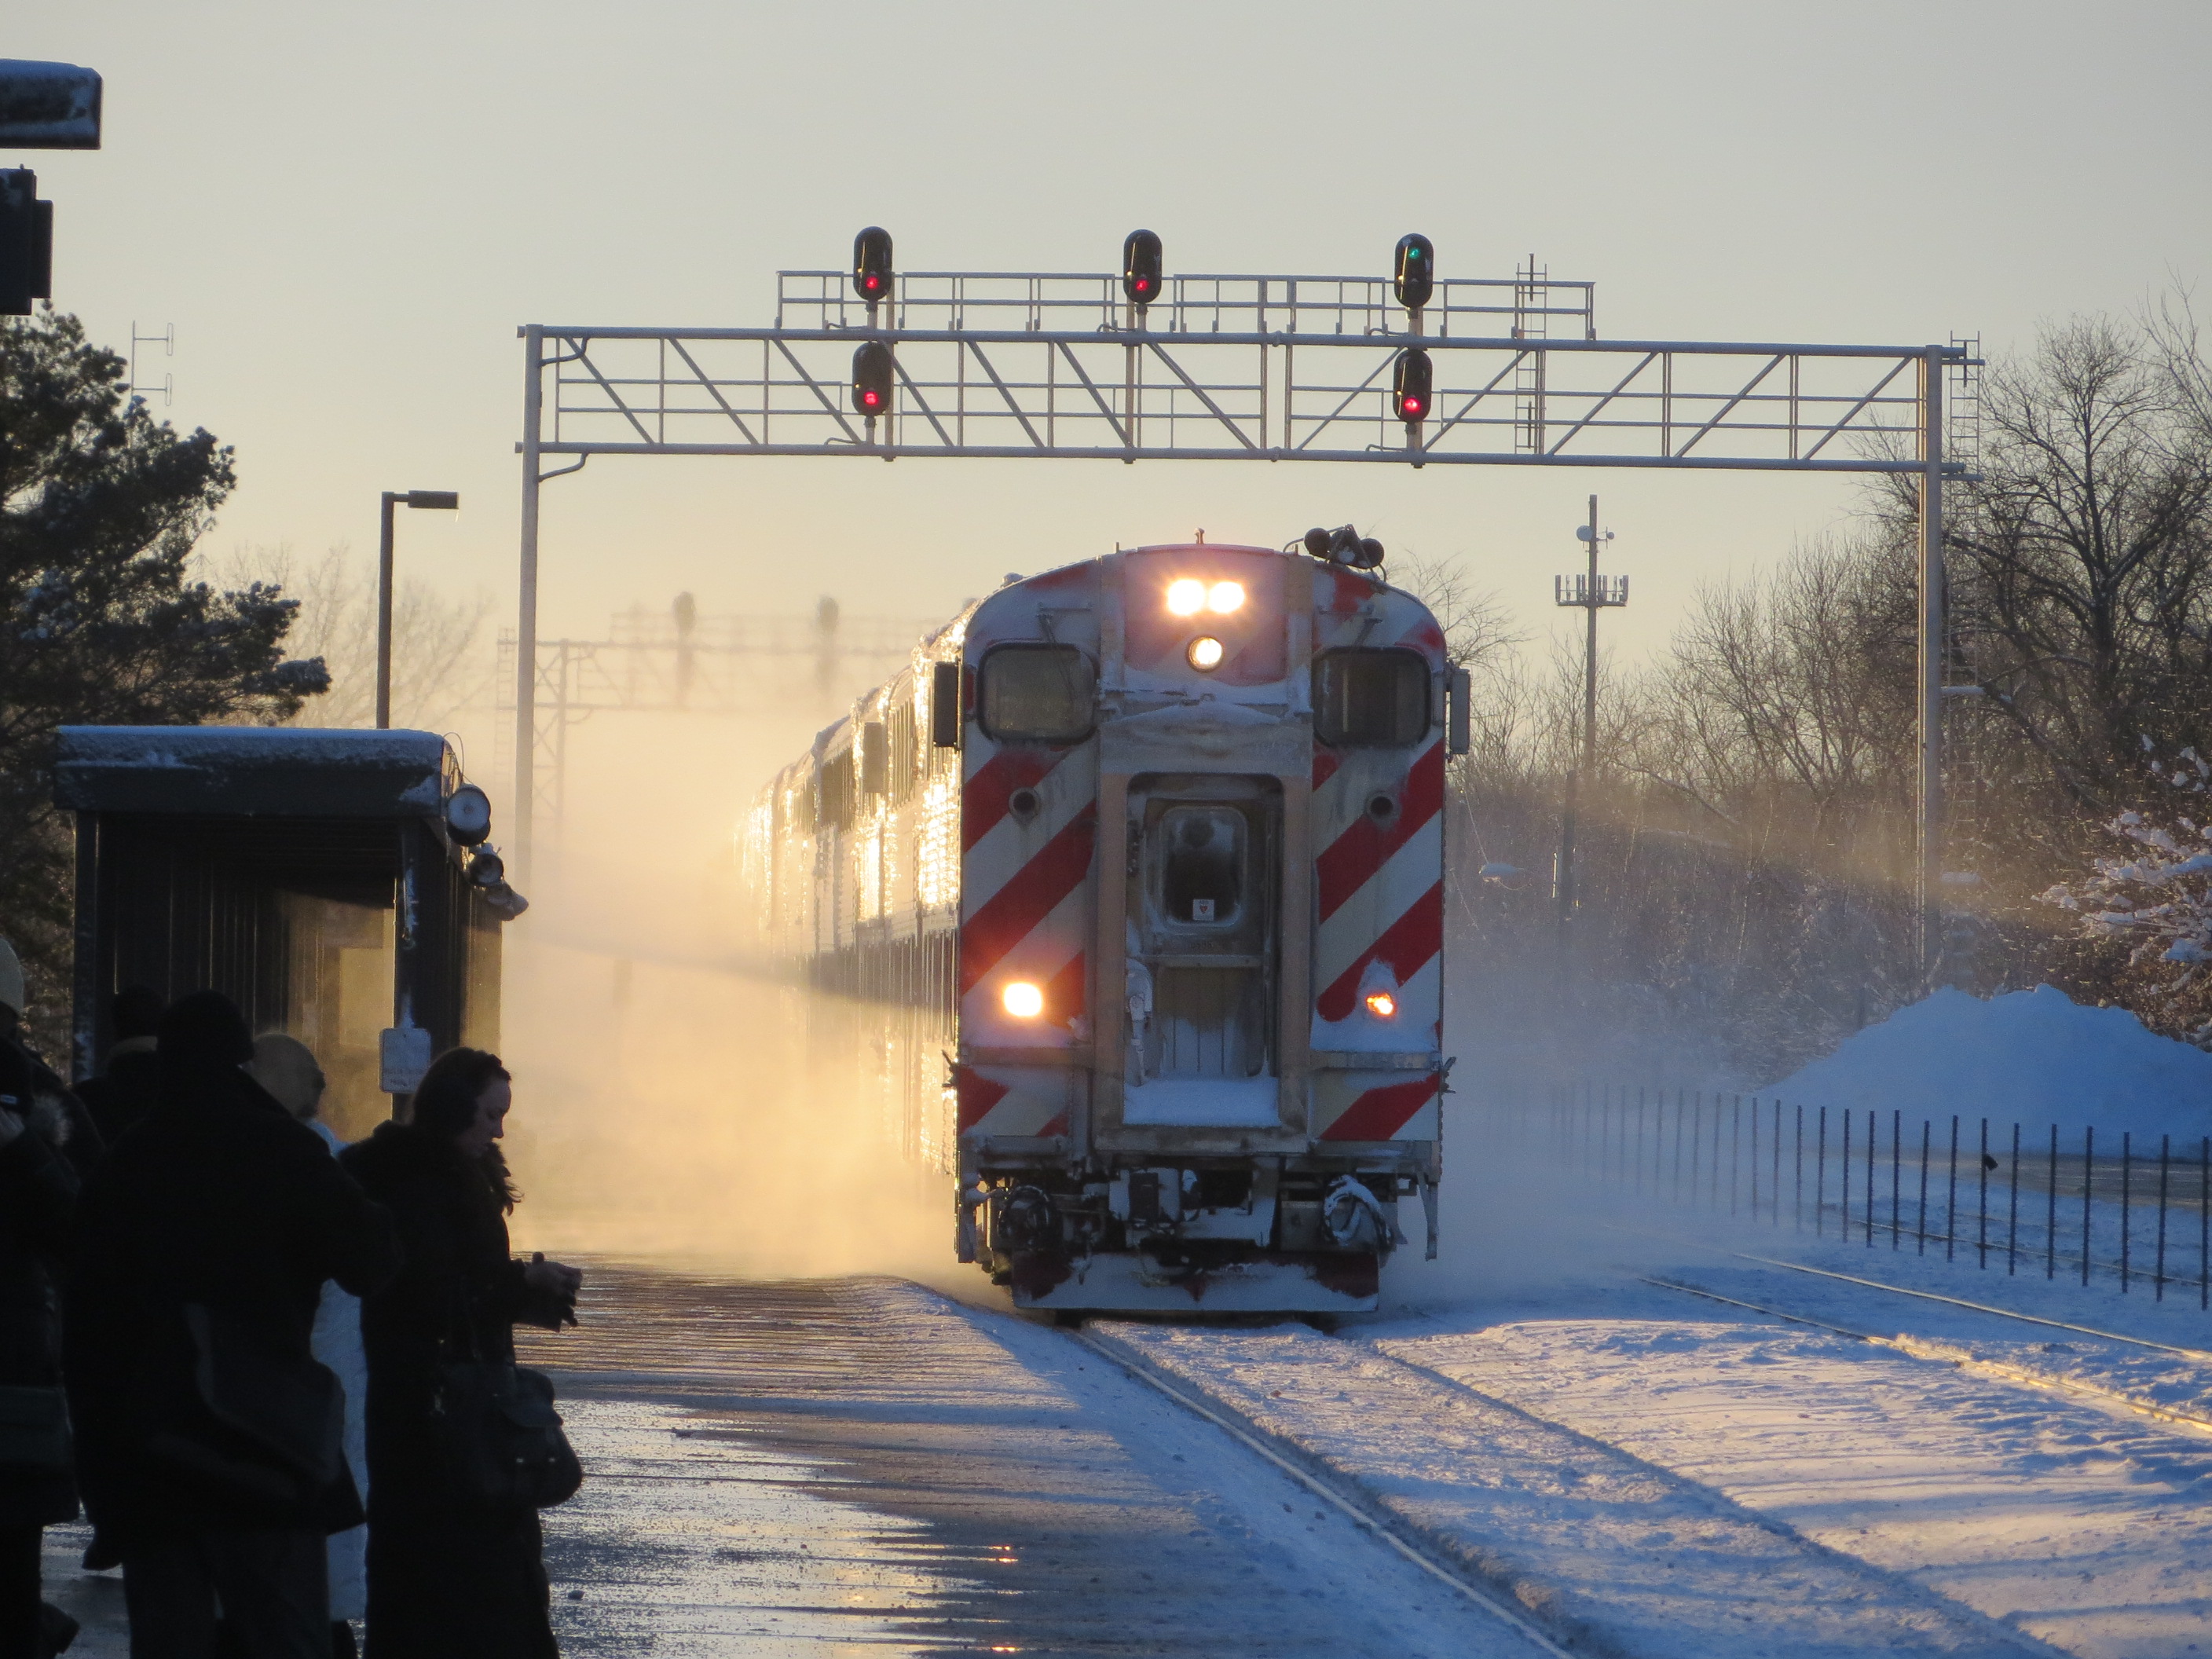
[1765,984,2212,1137]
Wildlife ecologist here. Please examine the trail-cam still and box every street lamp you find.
[376,490,459,729]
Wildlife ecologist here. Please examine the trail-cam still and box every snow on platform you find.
[1766,986,2212,1139]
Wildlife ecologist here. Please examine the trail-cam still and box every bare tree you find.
[206,544,493,732]
[1917,317,2212,813]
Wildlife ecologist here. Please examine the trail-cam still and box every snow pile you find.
[1765,985,2212,1137]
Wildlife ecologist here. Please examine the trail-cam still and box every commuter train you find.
[742,533,1470,1313]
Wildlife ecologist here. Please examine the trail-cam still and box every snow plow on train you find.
[742,532,1472,1312]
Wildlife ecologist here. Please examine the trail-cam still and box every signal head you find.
[851,339,894,416]
[1393,233,1435,311]
[1393,346,1433,427]
[1122,229,1163,308]
[852,225,894,302]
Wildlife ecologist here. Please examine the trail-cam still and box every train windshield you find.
[1313,648,1429,747]
[1160,807,1244,926]
[980,644,1096,742]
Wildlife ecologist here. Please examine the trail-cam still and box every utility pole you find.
[1554,496,1623,940]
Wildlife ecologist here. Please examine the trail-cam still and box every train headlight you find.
[1364,991,1397,1020]
[1166,578,1206,617]
[1186,635,1225,671]
[1207,580,1245,614]
[1002,981,1045,1018]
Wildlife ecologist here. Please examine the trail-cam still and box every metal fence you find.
[1538,1085,2212,1308]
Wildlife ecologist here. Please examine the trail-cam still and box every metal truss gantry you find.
[516,258,1974,969]
[494,601,931,831]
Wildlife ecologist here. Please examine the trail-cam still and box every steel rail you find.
[1643,1274,2212,1438]
[1069,1327,1579,1659]
[1601,1224,2212,1359]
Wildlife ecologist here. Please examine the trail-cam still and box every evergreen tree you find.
[2,308,328,1046]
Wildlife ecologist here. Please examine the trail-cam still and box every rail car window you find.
[980,645,1095,742]
[1160,807,1245,927]
[1313,648,1430,748]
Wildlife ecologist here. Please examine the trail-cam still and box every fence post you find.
[1796,1104,1805,1232]
[1817,1106,1828,1238]
[2082,1126,2094,1288]
[2156,1133,2170,1302]
[1731,1096,1742,1218]
[1750,1097,1760,1222]
[2121,1130,2132,1295]
[2008,1122,2020,1276]
[1672,1088,1685,1202]
[1892,1108,1903,1250]
[1946,1115,1959,1263]
[2047,1124,2059,1281]
[1841,1109,1851,1239]
[1865,1108,1876,1248]
[1918,1119,1932,1256]
[1636,1087,1647,1199]
[1977,1118,1990,1270]
[1773,1100,1783,1228]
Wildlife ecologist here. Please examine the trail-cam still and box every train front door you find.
[1121,774,1281,1126]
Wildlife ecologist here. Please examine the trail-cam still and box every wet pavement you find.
[40,1265,1553,1655]
[521,1267,1541,1655]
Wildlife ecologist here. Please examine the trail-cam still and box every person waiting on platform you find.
[246,1035,369,1659]
[341,1049,580,1659]
[66,991,400,1659]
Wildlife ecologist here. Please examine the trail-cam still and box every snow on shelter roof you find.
[53,727,460,819]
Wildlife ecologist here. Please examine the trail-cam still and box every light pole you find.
[376,490,459,729]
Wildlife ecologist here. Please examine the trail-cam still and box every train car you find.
[742,533,1470,1313]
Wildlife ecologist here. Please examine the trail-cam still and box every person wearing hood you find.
[65,992,401,1659]
[75,987,166,1150]
[339,1049,579,1659]
[0,939,99,1659]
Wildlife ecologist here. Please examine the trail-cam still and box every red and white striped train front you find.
[749,538,1462,1313]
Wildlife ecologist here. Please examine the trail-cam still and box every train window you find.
[980,645,1095,742]
[1313,648,1430,748]
[1160,807,1244,927]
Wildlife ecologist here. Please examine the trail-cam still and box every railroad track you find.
[1603,1224,2212,1436]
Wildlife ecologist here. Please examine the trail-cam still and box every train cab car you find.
[745,537,1470,1312]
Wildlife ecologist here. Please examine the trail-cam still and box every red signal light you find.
[1393,346,1433,427]
[851,340,894,419]
[852,226,894,305]
[1122,229,1163,309]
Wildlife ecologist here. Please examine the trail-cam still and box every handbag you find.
[430,1263,581,1511]
[430,1358,582,1510]
[0,1384,71,1477]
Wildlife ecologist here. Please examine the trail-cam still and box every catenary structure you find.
[744,531,1471,1312]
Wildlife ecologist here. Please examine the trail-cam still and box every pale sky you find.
[12,2,2212,844]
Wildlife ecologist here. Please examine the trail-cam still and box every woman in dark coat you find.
[339,1049,579,1659]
